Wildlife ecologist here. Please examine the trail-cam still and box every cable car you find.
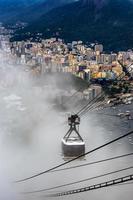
[62,114,85,157]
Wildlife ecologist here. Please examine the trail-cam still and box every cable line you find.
[51,152,133,173]
[79,95,106,117]
[48,174,133,197]
[15,130,133,183]
[59,63,133,119]
[23,165,133,194]
[64,62,133,115]
[76,66,133,118]
[77,92,105,116]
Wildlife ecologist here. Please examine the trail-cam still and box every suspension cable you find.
[15,130,133,183]
[47,174,133,197]
[51,152,133,173]
[23,165,133,194]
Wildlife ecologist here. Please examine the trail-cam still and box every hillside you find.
[0,0,43,23]
[14,0,133,51]
[0,0,74,23]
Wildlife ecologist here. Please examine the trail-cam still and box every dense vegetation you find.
[0,0,74,23]
[14,0,133,51]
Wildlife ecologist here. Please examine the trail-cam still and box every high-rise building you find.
[94,44,103,53]
[101,54,112,64]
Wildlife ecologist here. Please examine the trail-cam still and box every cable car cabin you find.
[62,114,85,157]
[62,137,85,157]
